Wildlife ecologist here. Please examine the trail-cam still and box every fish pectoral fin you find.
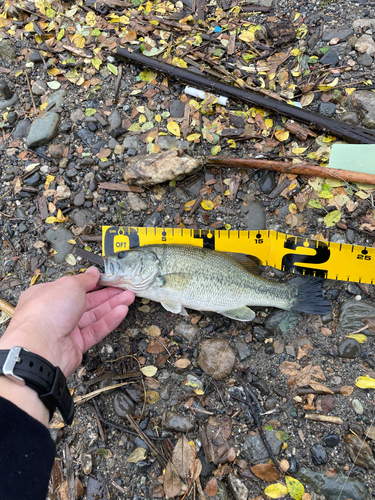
[157,273,191,290]
[161,300,185,315]
[220,307,256,322]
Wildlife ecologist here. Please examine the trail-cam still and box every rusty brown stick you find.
[206,156,375,185]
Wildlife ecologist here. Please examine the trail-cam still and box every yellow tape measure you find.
[102,226,375,284]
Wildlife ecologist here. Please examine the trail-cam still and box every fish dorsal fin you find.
[221,252,261,275]
[157,273,191,290]
[220,306,256,321]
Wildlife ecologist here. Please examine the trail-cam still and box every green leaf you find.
[320,46,330,55]
[285,477,305,500]
[307,199,323,209]
[324,210,341,227]
[142,46,166,57]
[57,28,65,41]
[275,430,290,441]
[213,48,223,56]
[128,123,141,132]
[107,63,118,75]
[91,28,102,37]
[264,425,273,431]
[211,145,221,155]
[85,108,96,116]
[308,56,319,63]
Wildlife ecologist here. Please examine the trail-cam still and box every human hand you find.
[0,267,135,377]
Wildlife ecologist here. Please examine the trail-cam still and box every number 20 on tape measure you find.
[102,226,375,285]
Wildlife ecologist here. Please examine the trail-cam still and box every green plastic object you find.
[329,144,375,174]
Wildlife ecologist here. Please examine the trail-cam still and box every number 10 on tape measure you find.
[102,226,375,285]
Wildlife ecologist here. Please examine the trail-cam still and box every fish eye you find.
[117,252,126,259]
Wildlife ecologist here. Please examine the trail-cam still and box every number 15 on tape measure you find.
[102,226,375,285]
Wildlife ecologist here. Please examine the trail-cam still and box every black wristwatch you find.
[0,346,74,425]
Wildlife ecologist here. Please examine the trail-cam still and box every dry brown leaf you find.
[205,477,218,497]
[346,199,357,212]
[145,377,161,389]
[340,385,354,396]
[147,337,167,354]
[298,428,305,444]
[302,494,312,500]
[191,315,201,324]
[227,447,236,462]
[325,468,336,477]
[279,459,290,472]
[297,346,309,360]
[294,192,306,211]
[164,462,186,499]
[250,463,282,482]
[309,381,334,394]
[172,436,195,483]
[365,427,375,441]
[311,365,326,381]
[96,148,112,159]
[279,361,301,376]
[273,340,284,354]
[174,358,191,369]
[320,393,335,413]
[321,327,333,337]
[150,485,165,498]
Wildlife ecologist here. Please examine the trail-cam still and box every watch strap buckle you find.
[3,346,28,386]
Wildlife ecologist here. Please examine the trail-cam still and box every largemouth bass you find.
[99,244,331,321]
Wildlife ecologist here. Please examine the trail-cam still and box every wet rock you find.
[158,135,178,150]
[29,50,43,63]
[47,90,65,108]
[73,209,94,228]
[264,396,278,411]
[345,434,375,469]
[32,80,47,96]
[184,374,204,393]
[108,109,122,130]
[198,339,236,380]
[160,384,171,400]
[337,338,362,359]
[236,341,251,360]
[265,310,300,335]
[353,18,375,29]
[127,192,148,211]
[122,135,139,150]
[297,467,369,500]
[0,40,16,59]
[319,102,336,117]
[86,473,108,500]
[74,192,85,207]
[13,120,31,139]
[26,112,60,148]
[310,443,328,465]
[324,433,340,448]
[243,430,282,464]
[123,149,203,186]
[164,411,194,432]
[71,109,85,123]
[259,170,276,194]
[144,212,162,227]
[341,112,359,125]
[45,227,74,264]
[251,379,270,396]
[170,100,186,118]
[252,326,268,341]
[174,321,199,342]
[357,53,373,67]
[48,144,64,158]
[241,202,266,230]
[227,473,248,500]
[319,50,339,67]
[322,28,353,42]
[24,172,41,186]
[352,398,363,415]
[338,300,375,334]
[114,392,135,417]
[355,34,375,56]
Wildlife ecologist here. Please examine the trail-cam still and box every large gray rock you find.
[198,339,236,380]
[337,300,375,334]
[46,227,74,264]
[353,18,375,30]
[355,35,375,56]
[26,112,60,147]
[352,91,375,129]
[0,40,16,59]
[243,430,283,464]
[322,28,353,42]
[297,468,369,500]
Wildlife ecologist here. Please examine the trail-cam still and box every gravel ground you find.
[1,0,375,498]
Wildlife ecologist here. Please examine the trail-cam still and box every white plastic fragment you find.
[184,86,228,106]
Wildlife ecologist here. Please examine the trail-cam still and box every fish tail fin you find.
[290,276,332,316]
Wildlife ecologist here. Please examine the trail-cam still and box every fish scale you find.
[99,244,331,321]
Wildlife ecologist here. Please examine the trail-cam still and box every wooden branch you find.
[98,182,144,193]
[206,156,375,185]
[0,298,15,317]
[115,47,375,144]
[305,414,344,424]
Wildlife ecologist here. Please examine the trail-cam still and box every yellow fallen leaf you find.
[285,477,305,500]
[141,365,158,377]
[322,135,336,143]
[187,133,201,141]
[323,210,341,227]
[146,390,160,404]
[265,118,273,129]
[355,376,375,389]
[345,88,356,95]
[275,129,289,142]
[289,203,297,214]
[264,483,289,498]
[291,48,300,56]
[86,11,96,27]
[184,200,196,211]
[346,334,367,343]
[172,57,188,68]
[68,239,76,244]
[167,121,180,137]
[292,147,307,155]
[201,199,214,210]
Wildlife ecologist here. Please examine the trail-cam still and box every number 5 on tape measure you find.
[102,226,375,285]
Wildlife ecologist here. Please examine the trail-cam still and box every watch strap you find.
[0,347,74,425]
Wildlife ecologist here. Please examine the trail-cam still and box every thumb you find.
[75,267,100,292]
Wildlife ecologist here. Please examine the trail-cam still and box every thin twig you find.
[114,63,123,103]
[25,71,37,110]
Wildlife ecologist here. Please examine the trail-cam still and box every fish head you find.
[99,247,160,292]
